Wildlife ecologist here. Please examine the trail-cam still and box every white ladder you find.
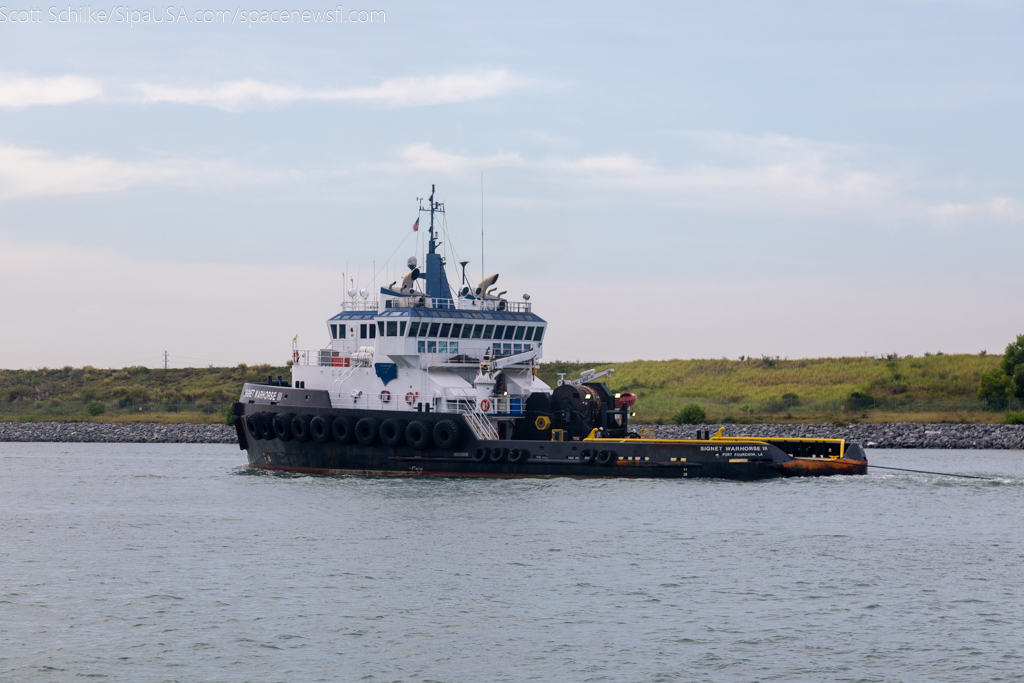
[461,407,499,441]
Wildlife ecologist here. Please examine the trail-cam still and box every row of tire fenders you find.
[244,412,463,450]
[470,446,618,465]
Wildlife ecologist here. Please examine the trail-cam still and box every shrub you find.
[1000,334,1024,375]
[978,368,1012,400]
[721,415,736,423]
[87,403,105,416]
[224,405,237,426]
[1002,412,1024,425]
[672,403,707,425]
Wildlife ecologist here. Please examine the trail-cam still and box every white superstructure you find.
[288,185,552,436]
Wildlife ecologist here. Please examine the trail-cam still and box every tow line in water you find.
[867,464,992,480]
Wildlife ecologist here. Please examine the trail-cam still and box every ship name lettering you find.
[242,389,281,400]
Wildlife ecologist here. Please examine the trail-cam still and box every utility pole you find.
[164,351,168,370]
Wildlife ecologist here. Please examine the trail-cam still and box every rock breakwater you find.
[0,422,238,444]
[0,421,1022,449]
[633,423,1024,450]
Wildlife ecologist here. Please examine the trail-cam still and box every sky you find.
[0,0,1022,368]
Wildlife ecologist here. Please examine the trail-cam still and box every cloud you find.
[549,132,901,215]
[137,69,540,111]
[0,75,103,108]
[927,197,1023,223]
[385,142,523,174]
[380,134,1023,224]
[0,142,275,200]
[379,134,900,216]
[0,69,540,111]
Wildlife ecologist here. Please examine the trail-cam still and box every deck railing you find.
[384,296,532,313]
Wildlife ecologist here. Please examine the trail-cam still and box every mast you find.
[417,184,453,302]
[429,184,437,254]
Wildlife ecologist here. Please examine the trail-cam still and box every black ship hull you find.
[234,387,867,481]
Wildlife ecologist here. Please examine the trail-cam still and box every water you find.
[1,444,1022,682]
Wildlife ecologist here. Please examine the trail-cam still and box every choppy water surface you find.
[1,445,1022,682]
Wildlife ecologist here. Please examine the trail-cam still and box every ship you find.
[233,185,867,480]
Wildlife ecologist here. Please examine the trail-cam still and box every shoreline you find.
[0,421,1022,449]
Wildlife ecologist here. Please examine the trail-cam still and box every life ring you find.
[479,398,491,412]
[292,350,299,363]
[405,391,418,405]
[379,390,391,403]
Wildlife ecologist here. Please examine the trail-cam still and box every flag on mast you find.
[412,217,419,232]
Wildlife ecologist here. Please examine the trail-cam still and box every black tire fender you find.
[310,415,335,443]
[273,413,296,441]
[355,417,380,446]
[332,416,357,444]
[508,448,529,464]
[579,449,595,464]
[291,414,313,443]
[432,420,461,450]
[257,413,276,441]
[488,447,507,463]
[245,414,262,440]
[596,450,616,465]
[406,421,432,450]
[471,447,487,463]
[379,418,406,447]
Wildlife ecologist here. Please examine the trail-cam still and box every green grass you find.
[0,364,289,424]
[1,354,1019,424]
[538,354,1020,423]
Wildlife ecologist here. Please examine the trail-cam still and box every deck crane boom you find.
[556,368,615,387]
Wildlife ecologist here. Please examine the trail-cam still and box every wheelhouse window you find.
[439,323,451,337]
[450,324,462,338]
[370,324,376,338]
[428,322,440,337]
[470,324,482,338]
[483,325,494,339]
[360,323,367,339]
[524,327,535,340]
[514,326,524,340]
[493,325,505,339]
[400,321,407,336]
[338,324,346,339]
[386,321,398,336]
[330,324,338,339]
[408,321,420,336]
[377,321,385,336]
[503,326,516,340]
[419,322,429,337]
[533,326,544,341]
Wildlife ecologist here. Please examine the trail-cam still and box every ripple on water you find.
[0,444,1021,682]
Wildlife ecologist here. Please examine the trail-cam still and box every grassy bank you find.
[538,354,1019,423]
[0,354,1018,424]
[0,364,289,424]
